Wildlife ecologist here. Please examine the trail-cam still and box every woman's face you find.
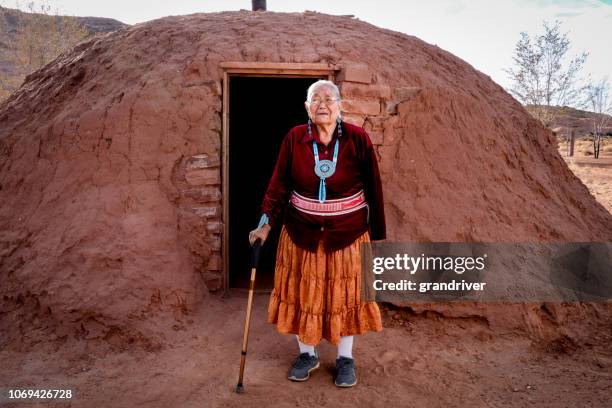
[305,85,341,128]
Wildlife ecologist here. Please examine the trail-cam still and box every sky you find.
[2,0,611,94]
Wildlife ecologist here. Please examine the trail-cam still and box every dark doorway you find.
[228,76,323,289]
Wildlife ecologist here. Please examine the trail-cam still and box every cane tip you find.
[235,383,244,394]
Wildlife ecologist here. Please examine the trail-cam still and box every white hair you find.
[306,80,341,102]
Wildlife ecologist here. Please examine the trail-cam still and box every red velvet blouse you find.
[260,121,386,252]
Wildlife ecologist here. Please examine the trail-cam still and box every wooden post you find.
[252,0,266,11]
[568,129,575,157]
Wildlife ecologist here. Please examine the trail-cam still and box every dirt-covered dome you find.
[1,10,610,348]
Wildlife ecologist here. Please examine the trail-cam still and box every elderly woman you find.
[248,79,386,387]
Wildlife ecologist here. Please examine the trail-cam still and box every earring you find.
[307,118,312,137]
[337,114,343,137]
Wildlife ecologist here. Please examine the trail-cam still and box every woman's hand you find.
[249,224,271,246]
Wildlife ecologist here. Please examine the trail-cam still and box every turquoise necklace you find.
[308,119,342,203]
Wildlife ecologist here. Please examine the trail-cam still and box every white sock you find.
[337,335,354,359]
[296,335,316,357]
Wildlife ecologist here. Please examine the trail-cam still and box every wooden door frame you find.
[220,62,340,291]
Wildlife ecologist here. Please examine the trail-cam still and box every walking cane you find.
[235,238,262,394]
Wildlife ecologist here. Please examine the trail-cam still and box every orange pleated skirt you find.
[267,226,383,345]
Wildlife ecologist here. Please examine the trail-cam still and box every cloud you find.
[529,0,605,9]
[445,2,466,15]
[554,10,584,16]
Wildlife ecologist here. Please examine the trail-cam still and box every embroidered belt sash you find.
[290,190,367,217]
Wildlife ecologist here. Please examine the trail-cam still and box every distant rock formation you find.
[0,6,127,87]
[530,105,612,137]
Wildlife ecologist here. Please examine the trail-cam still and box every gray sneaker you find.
[288,351,320,381]
[335,356,357,387]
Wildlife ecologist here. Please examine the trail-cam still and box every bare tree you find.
[585,78,612,159]
[0,1,89,101]
[505,20,588,128]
